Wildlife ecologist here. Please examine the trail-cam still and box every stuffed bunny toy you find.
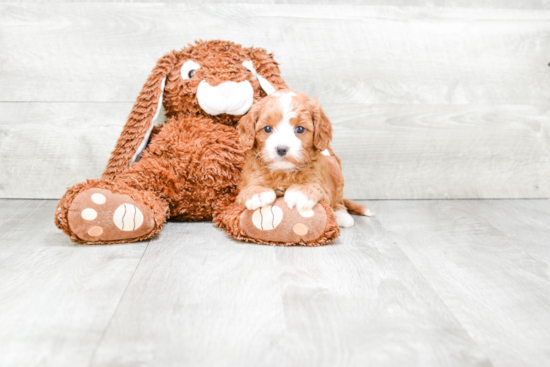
[55,40,340,246]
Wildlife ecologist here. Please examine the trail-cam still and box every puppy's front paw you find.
[284,188,318,211]
[245,190,277,210]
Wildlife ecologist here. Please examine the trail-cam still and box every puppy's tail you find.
[343,199,374,217]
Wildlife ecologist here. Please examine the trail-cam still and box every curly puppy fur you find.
[237,90,339,208]
[236,90,371,229]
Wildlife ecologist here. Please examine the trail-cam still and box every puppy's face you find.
[239,90,332,171]
[256,91,313,170]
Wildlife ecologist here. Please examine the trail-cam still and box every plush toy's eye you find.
[295,126,305,134]
[263,126,272,133]
[181,60,201,80]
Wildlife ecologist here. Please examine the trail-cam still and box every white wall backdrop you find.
[0,2,549,199]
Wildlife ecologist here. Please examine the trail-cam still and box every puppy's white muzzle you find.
[197,80,254,116]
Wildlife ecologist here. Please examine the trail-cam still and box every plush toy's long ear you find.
[309,98,333,152]
[245,47,288,96]
[102,52,178,181]
[238,102,261,150]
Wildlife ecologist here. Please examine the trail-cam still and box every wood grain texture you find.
[1,4,549,104]
[5,0,550,9]
[333,104,550,199]
[376,199,550,367]
[2,199,550,366]
[1,103,548,199]
[0,102,129,199]
[0,199,550,367]
[89,213,489,367]
[1,2,549,200]
[0,199,148,367]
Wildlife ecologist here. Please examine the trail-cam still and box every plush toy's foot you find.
[55,179,169,244]
[67,188,155,242]
[214,197,340,246]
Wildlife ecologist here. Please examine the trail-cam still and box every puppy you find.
[236,89,373,228]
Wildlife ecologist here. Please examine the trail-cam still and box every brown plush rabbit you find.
[55,40,340,246]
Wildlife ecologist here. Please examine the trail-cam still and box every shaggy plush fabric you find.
[213,200,340,247]
[54,40,340,246]
[55,179,169,245]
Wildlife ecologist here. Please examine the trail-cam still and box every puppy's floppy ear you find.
[244,47,288,96]
[102,51,178,181]
[238,102,261,150]
[309,97,333,152]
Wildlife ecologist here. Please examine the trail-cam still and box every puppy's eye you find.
[263,126,272,133]
[188,70,195,78]
[295,126,305,134]
[246,69,251,73]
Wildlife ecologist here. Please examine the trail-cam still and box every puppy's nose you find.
[276,145,288,156]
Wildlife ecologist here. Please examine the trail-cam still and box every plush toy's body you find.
[117,116,243,222]
[55,40,340,246]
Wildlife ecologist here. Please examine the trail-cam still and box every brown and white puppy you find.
[237,89,372,228]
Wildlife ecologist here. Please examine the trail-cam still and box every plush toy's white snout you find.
[197,80,254,116]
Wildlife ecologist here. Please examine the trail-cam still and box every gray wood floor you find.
[1,199,549,367]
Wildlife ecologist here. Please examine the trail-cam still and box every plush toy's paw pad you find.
[113,203,144,231]
[251,205,283,230]
[240,197,328,244]
[68,188,155,242]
